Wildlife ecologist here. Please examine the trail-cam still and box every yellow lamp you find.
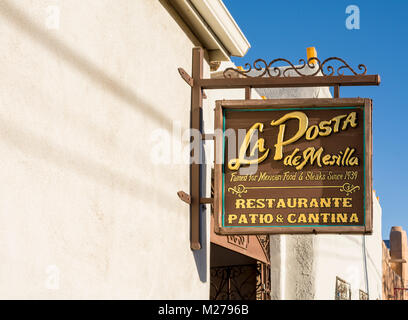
[306,47,318,65]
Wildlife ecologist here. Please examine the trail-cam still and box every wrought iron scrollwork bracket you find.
[223,57,367,78]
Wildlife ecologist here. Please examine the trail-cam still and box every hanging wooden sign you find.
[213,98,372,235]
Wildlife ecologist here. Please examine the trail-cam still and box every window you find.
[335,277,351,300]
[359,290,369,300]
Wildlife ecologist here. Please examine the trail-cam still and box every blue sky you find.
[224,0,408,239]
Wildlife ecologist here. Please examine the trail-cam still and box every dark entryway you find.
[210,244,271,300]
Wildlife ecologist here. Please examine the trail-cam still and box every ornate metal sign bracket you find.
[178,47,380,250]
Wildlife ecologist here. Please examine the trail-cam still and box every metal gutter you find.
[168,0,250,61]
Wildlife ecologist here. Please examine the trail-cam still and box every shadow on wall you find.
[192,149,208,283]
[0,115,178,207]
[159,0,202,49]
[0,1,187,208]
[0,0,173,132]
[193,207,207,283]
[0,0,207,283]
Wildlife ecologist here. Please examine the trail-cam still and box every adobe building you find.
[383,226,408,300]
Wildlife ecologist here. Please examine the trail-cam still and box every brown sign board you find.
[213,98,373,235]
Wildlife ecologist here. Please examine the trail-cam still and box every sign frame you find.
[214,98,373,235]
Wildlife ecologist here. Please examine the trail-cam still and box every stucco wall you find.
[313,194,383,300]
[271,194,383,300]
[0,0,211,299]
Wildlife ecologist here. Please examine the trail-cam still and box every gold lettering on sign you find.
[228,122,270,170]
[270,111,308,160]
[226,213,359,225]
[234,197,353,209]
[228,111,359,171]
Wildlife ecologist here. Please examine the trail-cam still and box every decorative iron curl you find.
[223,57,367,78]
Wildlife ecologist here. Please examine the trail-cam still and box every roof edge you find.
[190,0,250,57]
[168,0,250,60]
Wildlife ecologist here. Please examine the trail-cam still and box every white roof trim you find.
[190,0,250,57]
[169,0,250,60]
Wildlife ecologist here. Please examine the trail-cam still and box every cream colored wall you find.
[271,192,383,301]
[0,0,211,299]
[313,194,383,300]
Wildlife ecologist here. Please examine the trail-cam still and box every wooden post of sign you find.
[190,47,203,250]
[245,87,251,99]
[334,85,340,98]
